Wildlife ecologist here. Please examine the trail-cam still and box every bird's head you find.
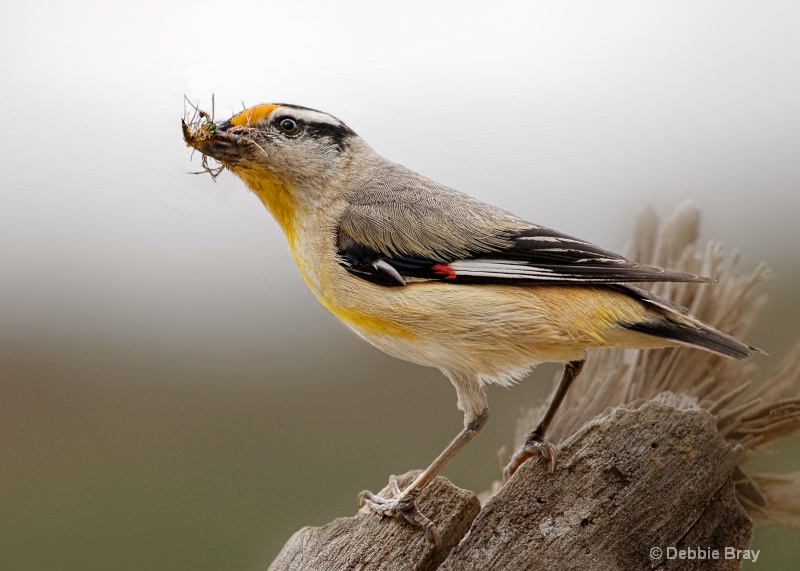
[183,102,363,236]
[183,103,360,184]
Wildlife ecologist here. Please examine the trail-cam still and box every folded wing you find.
[336,164,709,286]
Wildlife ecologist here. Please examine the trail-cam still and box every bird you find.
[182,102,759,547]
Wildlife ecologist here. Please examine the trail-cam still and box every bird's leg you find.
[358,408,489,549]
[503,358,585,482]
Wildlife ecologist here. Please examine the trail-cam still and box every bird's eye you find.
[278,118,299,134]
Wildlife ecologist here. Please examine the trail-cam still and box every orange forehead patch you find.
[230,104,281,127]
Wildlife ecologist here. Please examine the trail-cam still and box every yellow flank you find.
[559,287,650,342]
[326,303,417,339]
[230,104,281,127]
[488,285,651,345]
[237,167,298,245]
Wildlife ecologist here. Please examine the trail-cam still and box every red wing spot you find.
[432,263,457,280]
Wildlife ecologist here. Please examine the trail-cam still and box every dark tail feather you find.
[623,318,762,360]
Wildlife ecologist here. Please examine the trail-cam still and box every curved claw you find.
[503,439,560,483]
[358,486,442,550]
[401,505,442,550]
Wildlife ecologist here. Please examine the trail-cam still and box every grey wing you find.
[336,163,711,287]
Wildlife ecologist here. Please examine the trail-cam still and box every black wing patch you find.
[336,225,711,287]
[336,238,450,287]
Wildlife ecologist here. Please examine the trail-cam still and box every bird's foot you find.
[358,475,442,549]
[503,437,559,483]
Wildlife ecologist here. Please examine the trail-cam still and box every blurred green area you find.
[0,334,546,570]
[1,269,799,570]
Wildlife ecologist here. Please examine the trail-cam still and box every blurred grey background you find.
[1,1,799,569]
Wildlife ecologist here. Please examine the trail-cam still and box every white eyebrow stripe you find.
[277,107,343,126]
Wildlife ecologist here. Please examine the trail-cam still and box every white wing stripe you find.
[453,266,554,276]
[447,258,638,281]
[450,260,555,275]
[449,257,623,273]
[454,271,577,281]
[516,236,590,245]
